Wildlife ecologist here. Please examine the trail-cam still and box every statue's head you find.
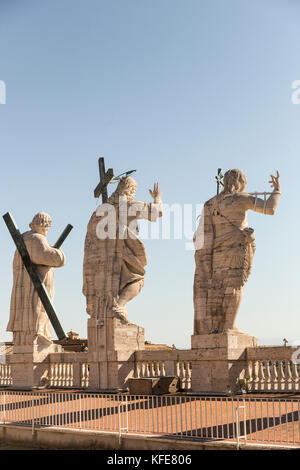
[109,176,137,202]
[222,169,247,194]
[29,211,52,236]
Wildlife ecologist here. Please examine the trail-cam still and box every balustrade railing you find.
[0,364,12,386]
[244,359,300,393]
[176,360,192,390]
[134,357,192,390]
[48,359,89,388]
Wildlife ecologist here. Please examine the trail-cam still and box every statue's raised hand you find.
[149,183,162,201]
[268,171,281,192]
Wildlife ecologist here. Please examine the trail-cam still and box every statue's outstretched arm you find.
[130,183,163,221]
[246,171,281,215]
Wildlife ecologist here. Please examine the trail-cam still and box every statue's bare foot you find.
[112,299,128,322]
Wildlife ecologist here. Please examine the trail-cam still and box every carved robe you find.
[193,194,256,334]
[83,198,161,320]
[7,230,66,341]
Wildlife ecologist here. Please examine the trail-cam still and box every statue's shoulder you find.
[22,231,47,249]
[232,192,254,204]
[218,192,253,203]
[235,191,251,197]
[205,195,217,205]
[205,195,221,209]
[23,230,44,241]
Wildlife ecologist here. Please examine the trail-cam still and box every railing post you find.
[235,399,246,449]
[1,392,5,424]
[79,393,82,429]
[31,395,34,434]
[117,394,122,445]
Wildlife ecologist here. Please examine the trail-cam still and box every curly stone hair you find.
[29,211,52,229]
[222,169,247,194]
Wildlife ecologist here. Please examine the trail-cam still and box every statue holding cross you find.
[83,158,163,322]
[6,211,68,345]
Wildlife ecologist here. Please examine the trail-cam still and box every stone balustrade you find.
[0,363,12,386]
[2,344,300,394]
[241,346,300,393]
[134,350,192,390]
[47,353,89,388]
[176,360,192,391]
[134,360,166,379]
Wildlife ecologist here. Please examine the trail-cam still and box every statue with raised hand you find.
[193,169,281,335]
[83,177,162,323]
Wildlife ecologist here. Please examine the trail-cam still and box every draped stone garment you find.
[193,196,256,334]
[83,199,161,320]
[7,230,66,340]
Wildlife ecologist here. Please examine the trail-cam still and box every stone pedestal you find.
[191,330,257,394]
[87,317,145,391]
[11,336,63,389]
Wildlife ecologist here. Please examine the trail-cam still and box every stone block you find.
[128,376,179,395]
[190,330,258,394]
[87,317,145,390]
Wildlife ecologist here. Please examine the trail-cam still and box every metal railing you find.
[0,390,299,447]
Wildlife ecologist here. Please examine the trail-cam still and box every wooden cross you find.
[94,157,114,202]
[215,168,224,195]
[3,212,73,340]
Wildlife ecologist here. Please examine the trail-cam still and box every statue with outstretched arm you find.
[193,170,281,335]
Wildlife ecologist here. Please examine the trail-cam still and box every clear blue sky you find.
[0,0,300,348]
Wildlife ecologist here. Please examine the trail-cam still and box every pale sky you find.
[0,0,300,348]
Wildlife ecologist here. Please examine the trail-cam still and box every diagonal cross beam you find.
[3,212,73,341]
[94,157,114,202]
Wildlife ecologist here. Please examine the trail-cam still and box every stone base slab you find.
[87,317,145,390]
[10,337,63,388]
[190,330,258,394]
[191,329,258,352]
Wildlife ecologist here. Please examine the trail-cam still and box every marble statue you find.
[193,169,281,335]
[7,212,66,345]
[83,177,162,322]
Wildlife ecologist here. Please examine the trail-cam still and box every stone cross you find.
[3,212,73,340]
[283,338,288,347]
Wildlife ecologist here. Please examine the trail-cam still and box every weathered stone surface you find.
[83,178,162,323]
[128,376,179,395]
[191,331,258,394]
[193,169,281,335]
[7,211,66,345]
[87,317,145,390]
[83,176,162,390]
[10,336,63,388]
[5,212,66,388]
